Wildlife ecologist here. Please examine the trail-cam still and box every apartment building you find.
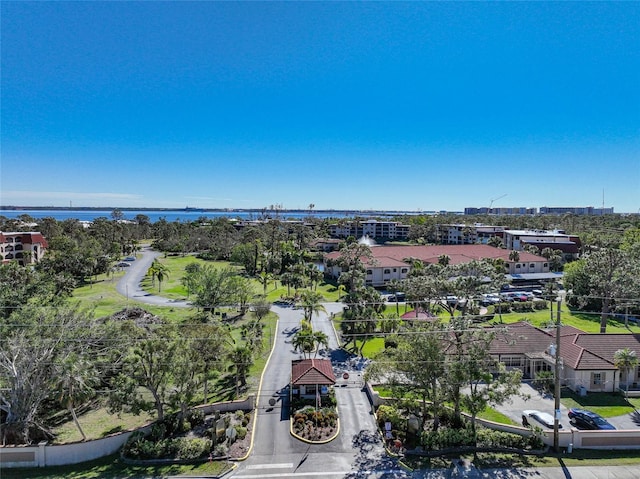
[328,220,410,241]
[0,231,48,265]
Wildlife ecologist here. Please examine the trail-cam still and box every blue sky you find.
[1,2,639,212]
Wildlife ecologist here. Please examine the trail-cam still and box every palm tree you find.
[257,271,273,295]
[614,348,638,396]
[311,330,329,358]
[438,254,451,267]
[229,346,253,397]
[148,260,170,292]
[292,328,315,359]
[298,290,327,321]
[56,353,97,441]
[509,250,520,263]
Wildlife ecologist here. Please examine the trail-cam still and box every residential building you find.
[464,207,537,215]
[328,220,410,241]
[0,231,48,265]
[490,321,640,394]
[539,206,614,215]
[324,244,552,288]
[502,229,581,260]
[435,224,505,245]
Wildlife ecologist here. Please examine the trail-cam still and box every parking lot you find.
[498,381,639,430]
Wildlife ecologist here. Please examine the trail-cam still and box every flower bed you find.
[292,406,338,441]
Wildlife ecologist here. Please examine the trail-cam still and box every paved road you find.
[230,303,410,479]
[115,246,191,307]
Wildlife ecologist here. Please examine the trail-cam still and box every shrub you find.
[234,425,247,440]
[376,405,405,430]
[534,300,548,310]
[384,336,399,349]
[175,437,212,460]
[214,443,228,457]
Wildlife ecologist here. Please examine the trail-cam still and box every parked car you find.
[116,262,131,267]
[480,293,501,306]
[522,410,561,429]
[388,293,405,302]
[124,256,136,261]
[568,408,616,430]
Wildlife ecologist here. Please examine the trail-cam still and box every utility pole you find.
[553,298,562,452]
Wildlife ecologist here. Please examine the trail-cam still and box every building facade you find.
[0,232,48,265]
[328,220,410,241]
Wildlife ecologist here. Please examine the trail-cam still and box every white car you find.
[522,409,561,429]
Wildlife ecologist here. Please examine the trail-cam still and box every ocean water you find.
[0,209,391,223]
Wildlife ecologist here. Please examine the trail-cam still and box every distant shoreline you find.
[0,206,432,215]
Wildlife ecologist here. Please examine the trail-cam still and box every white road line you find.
[233,470,408,478]
[245,462,294,469]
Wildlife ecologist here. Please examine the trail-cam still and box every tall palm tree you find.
[148,260,170,292]
[614,348,638,396]
[298,290,327,321]
[292,328,315,359]
[509,250,520,263]
[56,353,97,441]
[229,346,253,397]
[311,330,329,358]
[257,271,273,295]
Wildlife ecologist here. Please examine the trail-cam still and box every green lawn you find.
[0,453,232,479]
[559,388,640,418]
[51,409,153,444]
[139,254,343,303]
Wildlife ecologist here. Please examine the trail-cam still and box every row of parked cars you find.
[116,256,136,267]
[522,408,616,430]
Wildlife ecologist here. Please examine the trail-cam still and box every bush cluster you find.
[292,407,337,433]
[123,432,212,461]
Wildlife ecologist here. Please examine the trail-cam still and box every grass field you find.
[0,453,232,479]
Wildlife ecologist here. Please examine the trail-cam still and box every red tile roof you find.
[291,359,336,386]
[326,244,546,267]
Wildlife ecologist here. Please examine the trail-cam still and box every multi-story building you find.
[324,244,553,288]
[328,220,410,241]
[502,229,581,259]
[539,206,614,215]
[435,224,505,245]
[464,207,537,215]
[0,232,48,265]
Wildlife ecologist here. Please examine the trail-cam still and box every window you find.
[592,372,603,385]
[530,263,535,267]
[393,268,397,272]
[401,268,408,273]
[502,356,523,368]
[383,269,391,274]
[544,263,548,268]
[516,264,521,269]
[366,269,373,275]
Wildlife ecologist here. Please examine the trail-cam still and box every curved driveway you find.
[115,246,190,307]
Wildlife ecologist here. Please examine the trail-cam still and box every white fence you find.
[0,395,255,469]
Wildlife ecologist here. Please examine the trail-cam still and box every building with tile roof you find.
[324,244,552,288]
[490,322,640,394]
[291,359,336,399]
[0,231,48,265]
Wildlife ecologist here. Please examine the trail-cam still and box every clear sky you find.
[1,2,639,212]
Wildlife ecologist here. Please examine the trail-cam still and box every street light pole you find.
[554,298,562,452]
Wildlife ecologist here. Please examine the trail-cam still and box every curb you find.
[290,417,341,444]
[232,315,280,462]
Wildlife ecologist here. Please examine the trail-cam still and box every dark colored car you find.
[568,408,616,430]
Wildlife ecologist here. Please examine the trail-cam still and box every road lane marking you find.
[245,462,294,469]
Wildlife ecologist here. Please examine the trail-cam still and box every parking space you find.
[498,381,571,429]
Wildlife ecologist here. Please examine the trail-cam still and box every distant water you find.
[0,209,394,223]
